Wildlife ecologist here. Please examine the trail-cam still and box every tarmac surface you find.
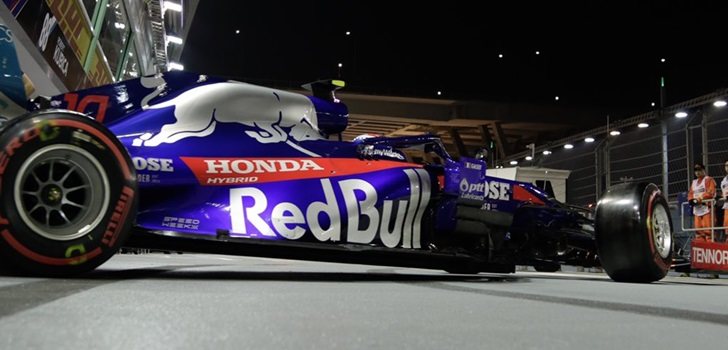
[1,253,727,349]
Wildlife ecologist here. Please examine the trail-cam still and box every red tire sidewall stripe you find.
[646,191,657,255]
[106,186,135,248]
[53,119,132,180]
[646,189,671,270]
[2,229,102,265]
[1,118,134,267]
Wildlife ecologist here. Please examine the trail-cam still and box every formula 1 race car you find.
[0,25,674,282]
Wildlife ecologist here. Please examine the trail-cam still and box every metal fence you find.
[502,90,728,254]
[539,143,598,205]
[522,95,728,208]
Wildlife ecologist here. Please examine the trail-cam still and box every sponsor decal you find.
[14,0,86,90]
[64,244,86,265]
[512,185,546,205]
[135,82,325,157]
[40,120,60,141]
[459,179,470,192]
[691,240,728,271]
[464,162,483,170]
[458,178,511,201]
[52,36,68,75]
[45,0,93,64]
[133,156,171,183]
[0,124,40,178]
[229,169,431,248]
[139,74,167,107]
[0,25,12,43]
[132,157,173,172]
[71,130,90,143]
[162,216,200,230]
[181,157,419,186]
[357,145,406,160]
[37,12,56,51]
[101,186,133,247]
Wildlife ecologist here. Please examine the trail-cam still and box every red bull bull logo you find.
[134,82,323,156]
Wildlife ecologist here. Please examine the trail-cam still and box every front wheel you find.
[595,183,673,282]
[0,111,137,276]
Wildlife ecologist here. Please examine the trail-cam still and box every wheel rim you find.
[651,203,672,259]
[14,144,110,241]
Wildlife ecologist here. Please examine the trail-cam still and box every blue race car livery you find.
[0,25,675,282]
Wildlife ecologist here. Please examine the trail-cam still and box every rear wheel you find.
[595,183,673,282]
[0,111,137,276]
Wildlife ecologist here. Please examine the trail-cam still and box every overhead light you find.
[498,54,503,58]
[638,122,649,128]
[713,100,727,107]
[554,96,559,101]
[584,137,595,143]
[114,22,125,30]
[167,35,183,45]
[168,62,184,71]
[610,130,621,136]
[542,150,552,155]
[235,29,240,34]
[651,102,656,107]
[509,160,518,165]
[525,156,533,161]
[660,58,666,63]
[675,111,688,118]
[437,91,442,96]
[163,1,182,12]
[345,31,351,35]
[337,63,343,68]
[535,50,540,55]
[564,144,574,149]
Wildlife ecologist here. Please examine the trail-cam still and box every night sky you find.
[182,1,728,120]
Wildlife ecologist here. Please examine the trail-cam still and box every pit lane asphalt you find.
[1,254,726,350]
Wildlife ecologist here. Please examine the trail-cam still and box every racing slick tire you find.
[595,183,673,283]
[0,111,137,276]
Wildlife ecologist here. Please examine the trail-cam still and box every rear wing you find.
[0,24,28,118]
